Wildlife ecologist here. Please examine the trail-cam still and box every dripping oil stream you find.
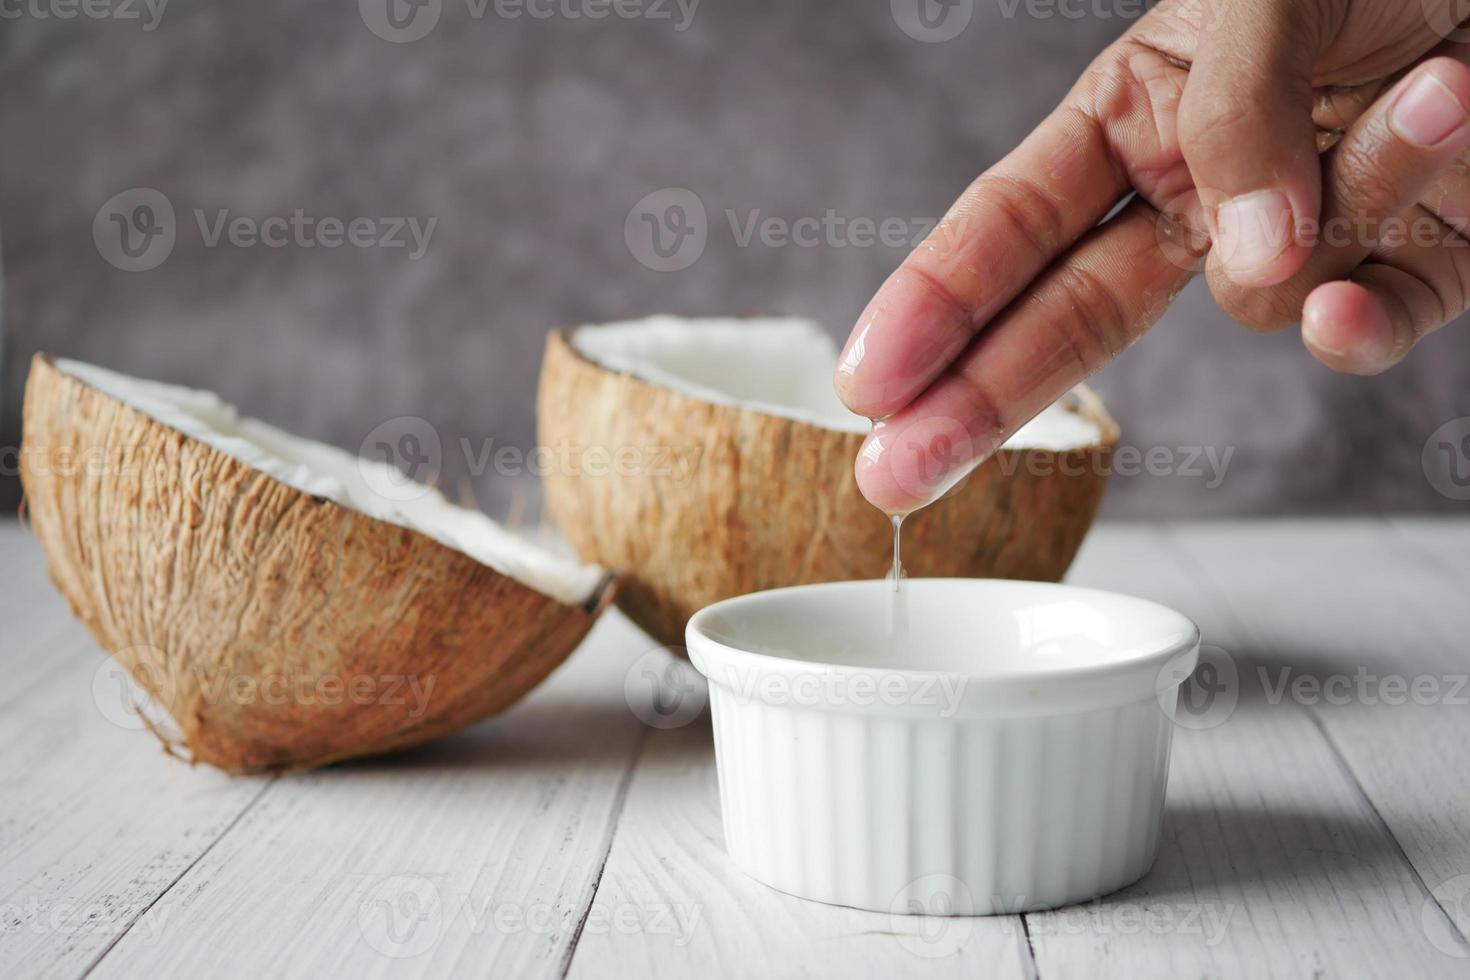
[888,513,908,643]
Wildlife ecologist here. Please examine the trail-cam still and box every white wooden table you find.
[3,519,1469,979]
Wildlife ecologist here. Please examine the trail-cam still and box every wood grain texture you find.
[1028,524,1469,978]
[537,330,1116,647]
[1165,520,1470,964]
[563,716,1033,980]
[86,612,653,980]
[5,520,1470,978]
[0,524,267,980]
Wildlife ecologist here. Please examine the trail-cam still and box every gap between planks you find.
[80,778,279,978]
[556,726,651,980]
[1157,520,1470,956]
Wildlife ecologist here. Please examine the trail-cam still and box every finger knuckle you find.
[1207,273,1302,333]
[962,171,1067,261]
[1177,88,1258,159]
[1330,141,1405,216]
[1046,264,1134,374]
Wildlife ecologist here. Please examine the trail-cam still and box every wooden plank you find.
[10,518,1470,976]
[564,714,1033,980]
[1015,523,1466,977]
[1389,516,1470,580]
[0,523,96,707]
[0,522,48,603]
[1166,520,1470,963]
[0,525,268,980]
[88,611,653,980]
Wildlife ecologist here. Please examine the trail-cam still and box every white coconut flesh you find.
[569,315,1104,448]
[54,359,606,608]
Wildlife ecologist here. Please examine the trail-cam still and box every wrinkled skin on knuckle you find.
[954,171,1067,265]
[1329,135,1410,217]
[1207,269,1304,332]
[1176,86,1262,168]
[1046,264,1135,375]
[1072,38,1194,209]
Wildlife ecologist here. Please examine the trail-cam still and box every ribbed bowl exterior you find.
[707,686,1177,915]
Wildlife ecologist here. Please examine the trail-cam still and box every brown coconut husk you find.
[21,354,614,772]
[537,329,1117,648]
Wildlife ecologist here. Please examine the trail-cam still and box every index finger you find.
[854,198,1202,516]
[832,102,1131,420]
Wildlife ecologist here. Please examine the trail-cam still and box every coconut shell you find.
[537,330,1117,648]
[21,354,614,772]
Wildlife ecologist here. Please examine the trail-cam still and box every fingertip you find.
[1302,281,1397,375]
[1211,190,1312,287]
[1388,58,1470,150]
[1422,55,1470,103]
[833,371,907,421]
[854,433,924,517]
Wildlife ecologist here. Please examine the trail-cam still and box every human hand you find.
[837,0,1470,515]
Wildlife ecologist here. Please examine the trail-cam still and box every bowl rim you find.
[685,578,1202,717]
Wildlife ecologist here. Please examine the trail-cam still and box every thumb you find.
[1179,0,1335,287]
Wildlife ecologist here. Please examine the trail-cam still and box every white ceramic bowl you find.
[686,578,1201,915]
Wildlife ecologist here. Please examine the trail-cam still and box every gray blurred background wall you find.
[2,0,1468,522]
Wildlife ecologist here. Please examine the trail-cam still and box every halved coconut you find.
[21,354,613,772]
[537,316,1118,647]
